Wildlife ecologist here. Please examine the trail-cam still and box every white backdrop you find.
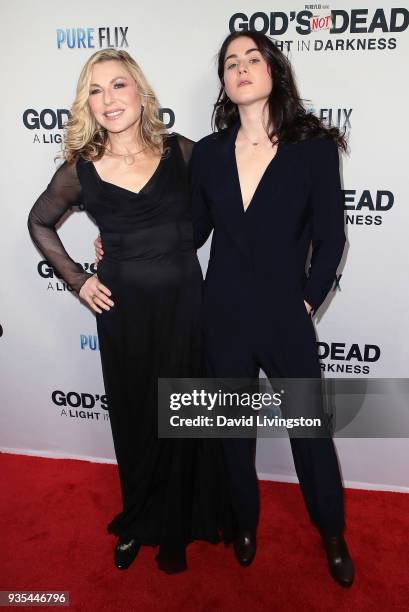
[1,0,408,491]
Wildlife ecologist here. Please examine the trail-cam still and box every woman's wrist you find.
[304,300,313,315]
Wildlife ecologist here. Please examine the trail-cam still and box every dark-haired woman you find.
[190,32,354,587]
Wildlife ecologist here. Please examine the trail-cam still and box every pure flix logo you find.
[318,342,381,374]
[306,105,352,130]
[343,189,394,227]
[37,260,97,292]
[229,7,408,52]
[52,390,109,421]
[56,27,129,49]
[23,108,175,145]
[80,334,100,351]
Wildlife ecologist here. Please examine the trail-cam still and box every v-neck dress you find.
[28,133,233,573]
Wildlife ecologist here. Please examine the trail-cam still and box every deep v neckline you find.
[233,131,280,214]
[90,155,162,197]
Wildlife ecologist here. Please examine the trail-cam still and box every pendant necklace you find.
[240,128,272,147]
[105,146,147,165]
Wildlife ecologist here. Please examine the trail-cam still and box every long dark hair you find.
[212,31,347,151]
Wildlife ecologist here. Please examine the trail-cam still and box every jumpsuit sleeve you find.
[189,141,214,249]
[27,160,93,295]
[303,138,346,313]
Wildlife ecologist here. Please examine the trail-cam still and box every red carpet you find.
[1,452,408,611]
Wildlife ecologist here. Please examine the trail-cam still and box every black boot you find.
[321,533,354,587]
[114,538,141,570]
[233,530,257,567]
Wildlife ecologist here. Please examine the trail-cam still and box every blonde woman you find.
[28,49,231,574]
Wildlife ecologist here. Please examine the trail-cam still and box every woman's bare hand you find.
[304,300,312,315]
[94,235,104,264]
[79,274,113,314]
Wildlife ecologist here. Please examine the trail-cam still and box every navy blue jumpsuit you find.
[190,121,346,536]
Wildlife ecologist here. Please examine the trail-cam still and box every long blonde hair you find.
[63,49,166,162]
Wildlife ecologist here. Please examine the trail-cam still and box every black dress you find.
[28,133,232,572]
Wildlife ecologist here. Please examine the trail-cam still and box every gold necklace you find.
[105,146,147,165]
[240,128,272,147]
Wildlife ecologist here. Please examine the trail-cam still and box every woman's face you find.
[223,36,272,107]
[88,60,142,133]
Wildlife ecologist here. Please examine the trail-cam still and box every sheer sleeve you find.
[176,133,194,165]
[27,160,93,295]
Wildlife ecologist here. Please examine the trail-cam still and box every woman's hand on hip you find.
[94,235,104,265]
[79,274,114,314]
[304,300,312,315]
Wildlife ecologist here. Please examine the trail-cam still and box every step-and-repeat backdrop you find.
[1,1,408,490]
